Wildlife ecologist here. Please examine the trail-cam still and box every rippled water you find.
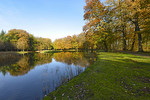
[0,52,97,100]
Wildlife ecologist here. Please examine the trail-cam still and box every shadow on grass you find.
[44,52,150,100]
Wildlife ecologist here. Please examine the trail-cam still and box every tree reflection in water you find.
[0,53,53,76]
[0,52,97,100]
[0,52,97,76]
[40,59,87,97]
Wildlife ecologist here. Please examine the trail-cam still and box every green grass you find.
[0,51,29,54]
[41,50,63,53]
[42,49,79,53]
[16,51,29,54]
[43,52,150,100]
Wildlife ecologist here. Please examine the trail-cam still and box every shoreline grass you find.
[43,52,150,100]
[40,50,63,53]
[0,51,30,54]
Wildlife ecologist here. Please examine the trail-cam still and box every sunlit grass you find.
[42,49,79,53]
[44,52,150,100]
[0,51,29,54]
[16,51,29,54]
[42,50,63,53]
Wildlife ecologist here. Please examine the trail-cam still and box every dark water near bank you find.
[0,52,97,100]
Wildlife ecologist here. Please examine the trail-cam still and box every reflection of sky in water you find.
[0,58,86,100]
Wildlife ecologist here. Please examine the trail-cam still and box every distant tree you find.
[28,34,37,51]
[0,30,6,41]
[78,33,86,49]
[6,29,29,51]
[0,39,4,51]
[64,36,72,49]
[72,35,79,51]
[36,37,52,51]
[17,37,29,51]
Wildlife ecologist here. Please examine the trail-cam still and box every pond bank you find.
[43,52,150,100]
[0,51,32,54]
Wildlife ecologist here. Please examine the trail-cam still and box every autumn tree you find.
[84,0,115,52]
[72,35,79,51]
[123,0,150,52]
[36,37,52,51]
[6,29,29,51]
[78,33,86,49]
[17,37,29,51]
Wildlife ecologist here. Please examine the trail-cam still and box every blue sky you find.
[0,0,105,41]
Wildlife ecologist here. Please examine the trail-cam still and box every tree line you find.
[0,52,96,76]
[83,0,149,52]
[0,53,53,76]
[53,33,88,50]
[53,0,149,52]
[0,29,52,51]
[0,0,149,52]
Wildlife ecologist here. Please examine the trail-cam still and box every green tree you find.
[0,30,6,41]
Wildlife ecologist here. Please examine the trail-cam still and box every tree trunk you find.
[130,32,136,51]
[122,25,127,51]
[77,48,78,52]
[91,45,93,53]
[104,41,108,52]
[135,21,143,52]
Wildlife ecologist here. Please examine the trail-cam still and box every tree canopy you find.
[0,0,149,52]
[0,29,52,51]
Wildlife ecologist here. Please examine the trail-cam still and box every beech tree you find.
[83,0,114,52]
[124,0,150,52]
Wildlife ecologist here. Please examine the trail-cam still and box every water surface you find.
[0,52,97,100]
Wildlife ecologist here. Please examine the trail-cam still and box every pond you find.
[0,52,97,100]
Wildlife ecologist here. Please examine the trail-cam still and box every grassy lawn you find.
[44,52,150,100]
